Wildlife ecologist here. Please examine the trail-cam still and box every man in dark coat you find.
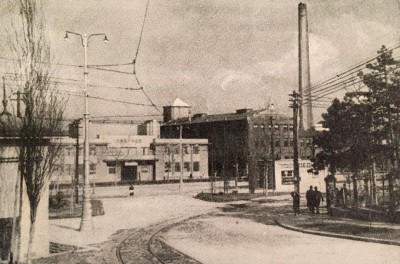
[314,186,324,214]
[306,185,315,214]
[290,191,300,216]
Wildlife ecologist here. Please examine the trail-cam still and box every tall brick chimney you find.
[298,2,313,130]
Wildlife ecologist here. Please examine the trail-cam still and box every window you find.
[283,125,288,131]
[184,162,190,171]
[108,147,117,156]
[143,147,148,155]
[184,146,189,154]
[109,167,116,174]
[175,162,181,172]
[165,146,171,155]
[78,164,83,175]
[165,162,171,172]
[193,162,200,172]
[193,146,199,154]
[290,139,294,147]
[66,148,73,156]
[281,170,294,185]
[275,139,280,147]
[90,147,96,156]
[284,138,289,147]
[89,164,96,174]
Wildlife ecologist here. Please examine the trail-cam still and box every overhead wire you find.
[302,47,400,106]
[303,44,400,95]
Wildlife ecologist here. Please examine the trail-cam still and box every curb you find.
[274,218,400,247]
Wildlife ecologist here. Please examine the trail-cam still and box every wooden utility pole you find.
[290,91,301,194]
[269,116,275,191]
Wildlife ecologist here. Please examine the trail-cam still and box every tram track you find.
[116,214,205,264]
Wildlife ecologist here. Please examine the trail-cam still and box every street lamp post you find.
[65,31,108,231]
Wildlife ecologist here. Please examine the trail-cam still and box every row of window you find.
[254,138,312,148]
[65,147,97,157]
[165,145,200,155]
[253,124,294,131]
[108,147,152,156]
[165,162,200,173]
[60,164,97,175]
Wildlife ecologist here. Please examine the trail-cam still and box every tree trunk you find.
[387,171,395,221]
[26,212,37,264]
[16,173,24,263]
[352,173,358,206]
[10,170,21,263]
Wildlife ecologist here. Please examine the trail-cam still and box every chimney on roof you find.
[236,108,253,114]
[193,113,207,119]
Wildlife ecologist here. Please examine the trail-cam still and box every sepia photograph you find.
[0,0,400,263]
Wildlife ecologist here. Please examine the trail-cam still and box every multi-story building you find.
[54,120,208,185]
[161,98,316,193]
[153,138,209,181]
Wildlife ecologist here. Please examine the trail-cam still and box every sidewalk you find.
[275,208,400,246]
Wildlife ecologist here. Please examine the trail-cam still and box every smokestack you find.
[298,2,313,130]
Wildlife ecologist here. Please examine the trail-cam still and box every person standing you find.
[290,191,300,216]
[306,185,315,214]
[314,186,324,214]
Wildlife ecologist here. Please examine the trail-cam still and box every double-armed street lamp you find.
[65,31,108,231]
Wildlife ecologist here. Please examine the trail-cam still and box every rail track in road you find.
[116,215,204,264]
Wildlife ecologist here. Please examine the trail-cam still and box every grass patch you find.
[195,192,264,203]
[49,194,105,219]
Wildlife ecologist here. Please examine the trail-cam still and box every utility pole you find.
[179,124,183,190]
[290,91,301,194]
[269,115,275,192]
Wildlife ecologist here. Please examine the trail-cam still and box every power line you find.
[303,44,400,95]
[91,114,162,119]
[133,0,150,74]
[87,94,155,107]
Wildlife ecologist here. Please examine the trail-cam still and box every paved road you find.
[45,183,400,264]
[163,215,400,264]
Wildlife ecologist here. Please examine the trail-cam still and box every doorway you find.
[121,163,137,181]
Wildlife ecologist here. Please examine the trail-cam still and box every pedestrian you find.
[314,186,324,214]
[339,184,349,207]
[129,184,134,197]
[306,185,315,214]
[290,191,300,216]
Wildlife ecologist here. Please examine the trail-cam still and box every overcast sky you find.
[0,0,399,122]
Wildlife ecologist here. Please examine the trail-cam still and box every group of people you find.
[290,186,325,216]
[306,186,324,214]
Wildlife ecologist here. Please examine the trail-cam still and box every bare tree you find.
[9,1,65,263]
